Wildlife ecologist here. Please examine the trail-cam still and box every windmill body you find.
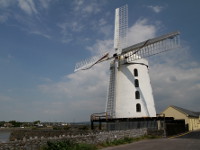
[106,56,156,118]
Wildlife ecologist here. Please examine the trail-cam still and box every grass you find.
[41,135,160,150]
[42,140,97,150]
[98,135,160,148]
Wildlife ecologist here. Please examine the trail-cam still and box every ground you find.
[102,130,200,150]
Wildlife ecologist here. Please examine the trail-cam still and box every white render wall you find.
[115,58,156,118]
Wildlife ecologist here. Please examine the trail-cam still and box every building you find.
[162,105,200,131]
[106,58,156,118]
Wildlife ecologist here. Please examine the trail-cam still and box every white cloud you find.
[99,25,113,38]
[38,62,109,121]
[43,63,109,97]
[0,0,51,16]
[0,0,54,39]
[86,39,113,55]
[83,3,100,14]
[149,46,200,113]
[18,0,38,15]
[73,0,101,15]
[73,0,84,11]
[88,18,157,55]
[0,0,14,8]
[57,19,86,43]
[0,54,14,64]
[0,94,13,102]
[148,5,164,13]
[38,0,52,9]
[127,18,156,46]
[71,21,84,32]
[57,22,72,43]
[0,13,9,23]
[99,18,107,26]
[29,30,51,39]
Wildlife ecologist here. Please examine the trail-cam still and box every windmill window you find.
[135,91,140,99]
[134,69,138,77]
[135,79,139,87]
[136,103,141,112]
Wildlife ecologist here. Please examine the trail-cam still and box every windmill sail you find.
[121,31,180,61]
[74,5,128,72]
[74,52,109,72]
[114,4,128,54]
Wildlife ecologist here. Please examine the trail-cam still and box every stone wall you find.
[9,129,90,141]
[0,128,152,150]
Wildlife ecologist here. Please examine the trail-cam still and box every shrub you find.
[99,135,160,148]
[42,140,97,150]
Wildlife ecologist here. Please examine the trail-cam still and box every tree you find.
[33,120,41,125]
[9,120,22,127]
[0,121,5,127]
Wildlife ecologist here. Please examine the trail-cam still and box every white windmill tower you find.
[74,5,180,119]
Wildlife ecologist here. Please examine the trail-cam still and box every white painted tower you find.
[106,57,156,118]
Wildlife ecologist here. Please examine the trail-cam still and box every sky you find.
[0,0,200,122]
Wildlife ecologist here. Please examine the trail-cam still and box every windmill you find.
[74,5,180,119]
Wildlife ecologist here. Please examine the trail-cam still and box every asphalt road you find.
[102,130,200,150]
[178,130,200,139]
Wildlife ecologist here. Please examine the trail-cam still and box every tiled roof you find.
[171,105,200,118]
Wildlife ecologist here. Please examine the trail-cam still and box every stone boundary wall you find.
[0,128,154,150]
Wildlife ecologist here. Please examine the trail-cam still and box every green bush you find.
[63,126,71,130]
[99,135,160,148]
[42,135,160,150]
[78,125,90,131]
[102,137,134,147]
[42,140,97,150]
[75,143,97,150]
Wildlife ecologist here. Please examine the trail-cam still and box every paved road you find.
[102,130,200,150]
[178,130,200,139]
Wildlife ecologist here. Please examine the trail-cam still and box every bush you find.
[42,135,160,150]
[99,135,160,148]
[101,137,134,147]
[75,143,97,150]
[78,125,90,131]
[42,140,97,150]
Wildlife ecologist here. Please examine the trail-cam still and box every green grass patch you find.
[42,140,97,150]
[42,135,160,150]
[98,135,160,148]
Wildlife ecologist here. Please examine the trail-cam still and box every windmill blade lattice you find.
[114,4,128,53]
[74,5,128,72]
[74,52,109,72]
[121,31,180,61]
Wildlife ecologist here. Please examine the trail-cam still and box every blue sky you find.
[0,0,200,122]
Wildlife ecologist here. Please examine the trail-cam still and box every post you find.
[163,114,166,137]
[99,120,102,130]
[91,116,94,130]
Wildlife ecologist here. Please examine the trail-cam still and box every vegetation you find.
[0,121,5,127]
[8,120,23,127]
[42,135,160,150]
[42,140,97,150]
[0,120,43,128]
[98,135,159,148]
[33,120,41,125]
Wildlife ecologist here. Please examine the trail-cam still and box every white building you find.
[106,57,156,118]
